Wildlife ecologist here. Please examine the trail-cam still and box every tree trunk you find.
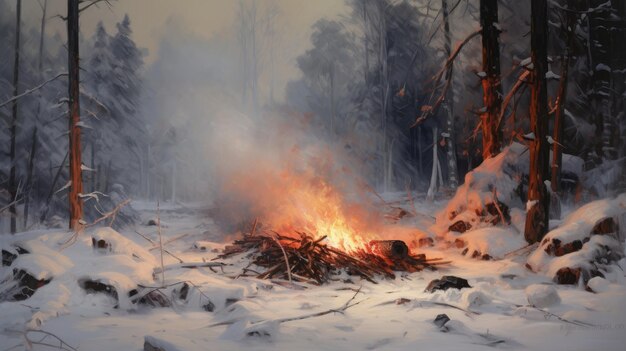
[90,138,96,192]
[67,0,84,230]
[551,0,577,193]
[378,1,390,192]
[329,65,335,136]
[24,0,47,229]
[427,127,439,201]
[525,0,550,244]
[23,127,37,229]
[588,0,615,162]
[363,1,369,83]
[479,0,503,160]
[9,0,22,234]
[39,151,68,224]
[442,0,459,188]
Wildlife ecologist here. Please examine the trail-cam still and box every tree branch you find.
[411,28,482,127]
[0,72,67,109]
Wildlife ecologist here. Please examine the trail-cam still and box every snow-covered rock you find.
[587,276,610,293]
[527,194,626,283]
[91,227,156,264]
[525,284,560,308]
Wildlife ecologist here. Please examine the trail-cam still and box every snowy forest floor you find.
[1,196,626,351]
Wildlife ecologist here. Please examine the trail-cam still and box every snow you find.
[587,276,610,293]
[526,194,626,283]
[525,284,560,307]
[1,200,626,350]
[457,227,526,259]
[433,142,528,239]
[546,71,561,80]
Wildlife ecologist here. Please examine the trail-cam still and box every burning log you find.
[219,231,448,284]
[368,240,409,259]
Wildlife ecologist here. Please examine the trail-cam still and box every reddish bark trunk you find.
[525,0,550,244]
[479,0,503,160]
[67,0,83,230]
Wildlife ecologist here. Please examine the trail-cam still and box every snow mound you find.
[525,284,560,308]
[587,276,610,293]
[433,143,529,238]
[8,240,73,280]
[144,335,184,351]
[527,193,626,284]
[91,227,156,264]
[221,319,279,341]
[456,227,526,259]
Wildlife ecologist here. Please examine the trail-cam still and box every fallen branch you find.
[153,262,228,275]
[134,230,184,263]
[208,287,365,328]
[4,328,77,351]
[59,199,131,249]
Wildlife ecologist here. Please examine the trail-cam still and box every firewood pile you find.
[218,231,449,284]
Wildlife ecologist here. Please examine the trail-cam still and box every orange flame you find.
[221,152,381,253]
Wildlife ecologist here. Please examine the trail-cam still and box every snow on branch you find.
[0,72,67,109]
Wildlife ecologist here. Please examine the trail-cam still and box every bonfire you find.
[218,223,449,285]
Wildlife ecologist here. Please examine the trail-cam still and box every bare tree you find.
[24,0,48,229]
[8,0,22,234]
[442,0,458,188]
[525,0,550,244]
[67,0,84,230]
[479,0,503,160]
[550,0,578,193]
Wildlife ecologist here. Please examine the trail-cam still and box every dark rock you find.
[11,269,51,301]
[425,275,472,293]
[203,300,216,312]
[91,237,111,251]
[2,250,17,267]
[79,279,119,301]
[545,238,583,257]
[129,288,171,308]
[481,254,492,260]
[178,282,190,301]
[449,221,470,233]
[555,240,583,257]
[434,313,450,328]
[554,267,581,285]
[592,217,617,235]
[1,246,29,267]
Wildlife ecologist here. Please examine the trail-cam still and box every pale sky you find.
[21,0,347,62]
[17,0,349,100]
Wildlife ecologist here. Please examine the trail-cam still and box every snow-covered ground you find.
[1,198,626,351]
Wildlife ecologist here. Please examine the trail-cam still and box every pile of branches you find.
[218,231,448,284]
